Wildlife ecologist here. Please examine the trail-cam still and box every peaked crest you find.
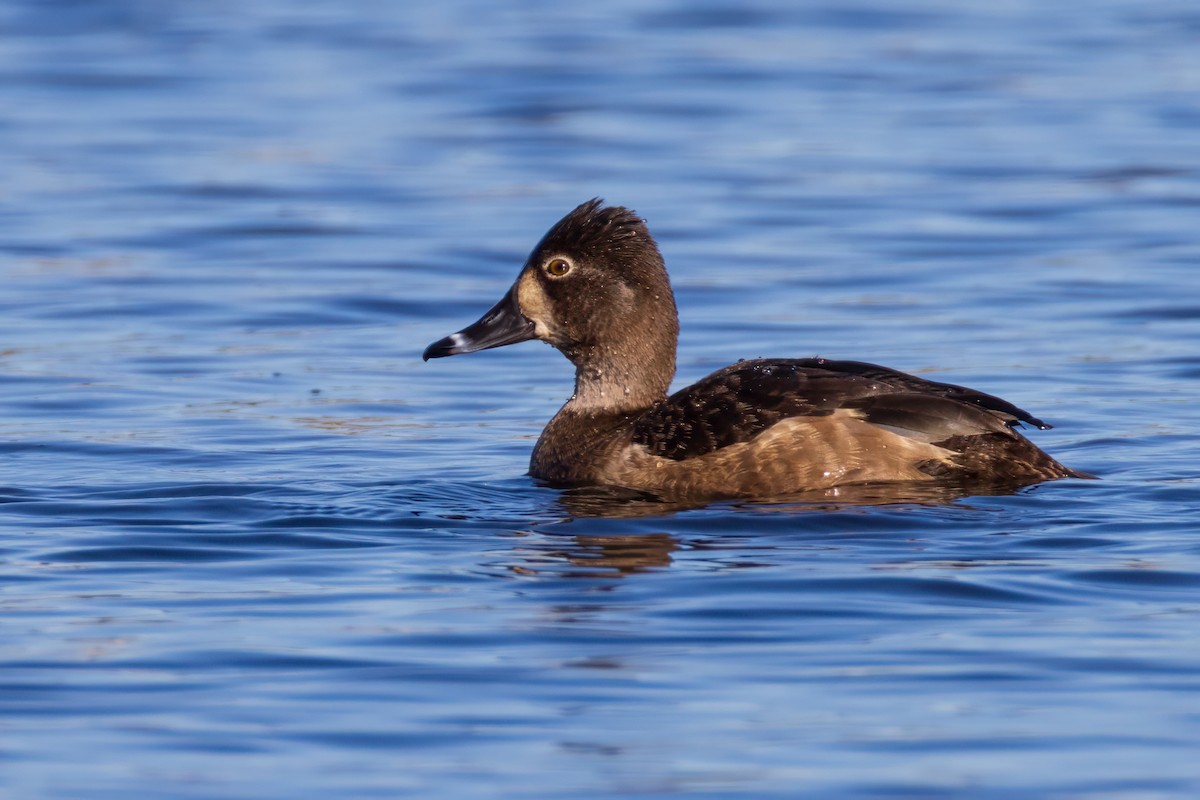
[532,198,654,261]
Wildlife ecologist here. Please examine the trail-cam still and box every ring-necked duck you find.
[424,199,1086,500]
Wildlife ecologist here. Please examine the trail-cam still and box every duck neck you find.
[565,342,675,414]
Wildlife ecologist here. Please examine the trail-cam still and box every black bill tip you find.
[422,333,471,361]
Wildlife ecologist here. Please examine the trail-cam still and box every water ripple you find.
[2,1,1200,798]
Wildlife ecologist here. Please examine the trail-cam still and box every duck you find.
[423,199,1086,501]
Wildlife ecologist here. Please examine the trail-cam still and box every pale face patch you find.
[516,269,554,340]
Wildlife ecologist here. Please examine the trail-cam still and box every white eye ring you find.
[545,257,572,277]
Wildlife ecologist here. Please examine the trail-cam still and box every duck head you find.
[424,199,680,409]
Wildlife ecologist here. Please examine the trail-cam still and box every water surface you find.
[2,1,1200,797]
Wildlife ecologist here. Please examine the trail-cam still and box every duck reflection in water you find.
[507,531,678,578]
[551,479,1060,518]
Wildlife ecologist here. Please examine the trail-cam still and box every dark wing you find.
[807,359,1051,429]
[631,358,1049,461]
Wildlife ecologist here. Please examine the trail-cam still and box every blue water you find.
[2,1,1200,797]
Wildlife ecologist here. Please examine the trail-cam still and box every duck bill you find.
[423,287,537,361]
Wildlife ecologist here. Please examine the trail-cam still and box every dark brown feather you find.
[632,358,1048,460]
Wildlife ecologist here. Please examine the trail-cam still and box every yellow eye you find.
[545,258,571,277]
